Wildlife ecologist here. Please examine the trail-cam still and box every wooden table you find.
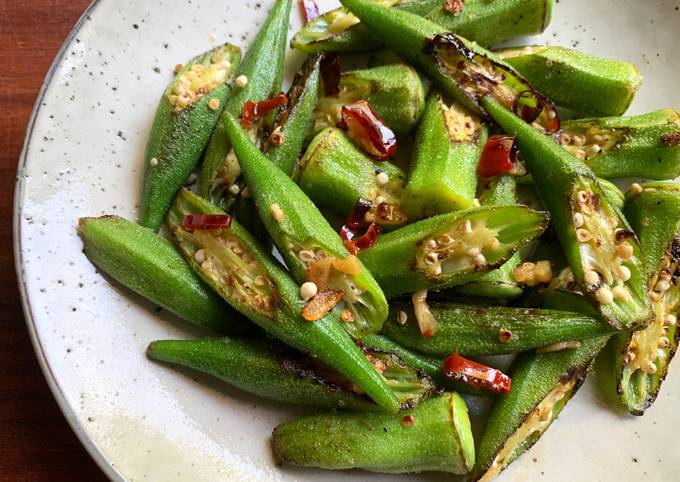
[1,1,108,480]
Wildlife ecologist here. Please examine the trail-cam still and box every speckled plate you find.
[14,0,680,481]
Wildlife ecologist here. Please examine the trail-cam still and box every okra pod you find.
[402,92,487,220]
[313,64,425,137]
[167,189,399,413]
[497,46,641,117]
[200,0,292,206]
[139,43,241,231]
[272,393,475,474]
[599,182,680,415]
[147,337,378,411]
[223,112,389,337]
[382,302,612,357]
[471,336,609,482]
[77,215,248,334]
[296,127,407,222]
[561,109,680,180]
[358,206,548,298]
[292,0,553,53]
[482,96,652,331]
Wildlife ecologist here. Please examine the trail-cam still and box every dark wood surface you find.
[1,1,108,480]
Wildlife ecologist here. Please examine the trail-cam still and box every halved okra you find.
[358,206,548,298]
[292,0,553,53]
[272,393,475,474]
[312,64,425,137]
[454,175,524,299]
[560,109,680,180]
[517,175,625,211]
[402,92,487,220]
[223,112,389,337]
[497,46,641,117]
[598,182,680,415]
[382,301,612,357]
[139,43,241,231]
[200,0,292,207]
[77,215,249,334]
[483,96,652,331]
[339,0,561,133]
[167,189,399,413]
[471,336,609,482]
[296,127,407,224]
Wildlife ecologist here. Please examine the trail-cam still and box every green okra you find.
[454,175,524,299]
[200,0,292,207]
[296,127,407,224]
[402,92,487,220]
[471,336,609,482]
[497,45,641,117]
[292,0,553,53]
[598,182,680,415]
[560,109,680,180]
[272,392,475,474]
[382,302,612,357]
[358,206,549,298]
[167,189,400,413]
[139,43,241,231]
[223,112,389,337]
[77,215,248,334]
[313,64,425,137]
[147,337,378,411]
[482,96,652,331]
[516,175,625,211]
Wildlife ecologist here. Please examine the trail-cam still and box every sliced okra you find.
[223,113,389,337]
[497,45,641,117]
[517,175,625,211]
[560,109,680,180]
[483,96,652,331]
[139,43,241,231]
[471,336,609,482]
[402,92,487,220]
[358,205,548,298]
[296,127,407,224]
[77,215,249,334]
[312,64,425,137]
[272,393,475,474]
[167,189,400,413]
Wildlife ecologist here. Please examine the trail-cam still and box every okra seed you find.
[665,314,677,326]
[434,265,442,276]
[426,252,439,265]
[649,291,661,302]
[472,198,481,208]
[254,276,266,287]
[595,286,614,305]
[297,250,316,264]
[235,75,248,88]
[300,282,318,301]
[228,184,240,196]
[397,310,408,325]
[473,253,487,266]
[656,280,671,292]
[270,203,285,223]
[436,234,454,246]
[149,157,159,167]
[587,144,602,156]
[659,337,671,348]
[375,172,389,186]
[574,150,586,161]
[584,270,600,287]
[458,220,473,234]
[194,249,206,264]
[498,329,513,343]
[573,135,586,146]
[341,309,355,322]
[630,183,644,196]
[612,285,631,302]
[573,213,584,228]
[425,239,437,249]
[467,247,481,257]
[616,243,634,261]
[576,228,593,243]
[576,190,589,203]
[539,408,553,422]
[624,351,636,364]
[618,265,632,282]
[644,361,658,374]
[374,196,385,205]
[208,98,221,111]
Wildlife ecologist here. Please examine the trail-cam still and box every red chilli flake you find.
[443,0,465,15]
[300,0,320,23]
[339,100,397,160]
[477,135,519,178]
[443,353,512,394]
[514,90,561,133]
[339,198,382,255]
[180,214,232,231]
[240,92,289,128]
[320,53,341,96]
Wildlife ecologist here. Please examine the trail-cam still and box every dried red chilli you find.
[300,0,320,23]
[477,135,519,178]
[320,53,341,96]
[443,0,465,15]
[339,198,382,255]
[442,353,512,394]
[339,100,397,160]
[180,214,232,231]
[240,92,289,128]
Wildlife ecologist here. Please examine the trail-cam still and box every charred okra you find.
[272,393,475,474]
[471,336,609,482]
[313,64,425,137]
[561,109,680,180]
[223,113,389,337]
[483,96,652,331]
[358,206,548,298]
[139,43,241,231]
[497,46,641,117]
[297,127,407,224]
[402,92,487,220]
[167,189,399,413]
[78,215,249,334]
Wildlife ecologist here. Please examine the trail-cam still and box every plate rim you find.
[12,1,123,480]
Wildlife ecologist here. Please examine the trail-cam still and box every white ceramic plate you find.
[14,1,680,481]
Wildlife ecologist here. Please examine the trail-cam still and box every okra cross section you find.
[483,96,652,331]
[223,112,389,337]
[358,205,548,298]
